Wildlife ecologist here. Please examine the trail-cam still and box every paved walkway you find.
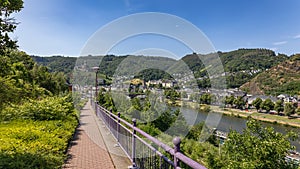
[63,101,131,169]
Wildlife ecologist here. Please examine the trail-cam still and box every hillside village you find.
[35,49,300,117]
[84,71,300,118]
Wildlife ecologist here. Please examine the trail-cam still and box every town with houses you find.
[73,58,300,118]
[81,70,300,116]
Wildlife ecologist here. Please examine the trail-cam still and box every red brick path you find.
[63,102,116,169]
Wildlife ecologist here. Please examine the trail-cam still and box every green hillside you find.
[31,55,76,75]
[97,55,175,77]
[181,49,288,88]
[241,54,300,96]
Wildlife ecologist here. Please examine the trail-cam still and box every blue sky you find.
[13,0,300,57]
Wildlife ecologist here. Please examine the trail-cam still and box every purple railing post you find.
[95,103,98,116]
[132,118,137,167]
[94,101,97,114]
[109,109,112,128]
[173,137,181,168]
[117,112,120,142]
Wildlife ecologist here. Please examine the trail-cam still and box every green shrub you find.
[0,96,78,168]
[0,119,77,168]
[0,96,78,121]
[138,124,161,137]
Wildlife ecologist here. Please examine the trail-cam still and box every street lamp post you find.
[92,66,100,111]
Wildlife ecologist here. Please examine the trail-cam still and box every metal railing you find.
[94,102,207,169]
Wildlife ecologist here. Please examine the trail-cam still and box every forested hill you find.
[240,54,300,96]
[181,48,288,88]
[31,55,76,75]
[32,55,177,80]
[100,55,177,78]
[32,48,291,90]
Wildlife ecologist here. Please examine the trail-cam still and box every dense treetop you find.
[31,55,76,77]
[0,0,70,109]
[0,0,23,54]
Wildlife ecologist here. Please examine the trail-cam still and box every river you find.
[180,106,300,151]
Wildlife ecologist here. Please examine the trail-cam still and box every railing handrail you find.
[96,103,207,169]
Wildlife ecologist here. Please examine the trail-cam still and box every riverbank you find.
[178,100,300,128]
[214,107,300,128]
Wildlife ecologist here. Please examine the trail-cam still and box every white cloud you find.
[273,41,287,46]
[294,34,300,39]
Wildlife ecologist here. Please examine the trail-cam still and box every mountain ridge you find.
[31,48,299,95]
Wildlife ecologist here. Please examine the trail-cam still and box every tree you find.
[0,50,68,109]
[233,96,245,109]
[0,0,24,53]
[252,97,262,111]
[131,97,142,111]
[200,93,212,104]
[164,88,180,104]
[103,92,117,113]
[166,109,189,136]
[31,63,68,95]
[186,122,217,146]
[284,102,296,116]
[0,76,20,109]
[274,99,284,113]
[187,122,204,140]
[97,87,106,105]
[210,119,297,169]
[260,98,274,113]
[225,95,235,107]
[151,109,174,132]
